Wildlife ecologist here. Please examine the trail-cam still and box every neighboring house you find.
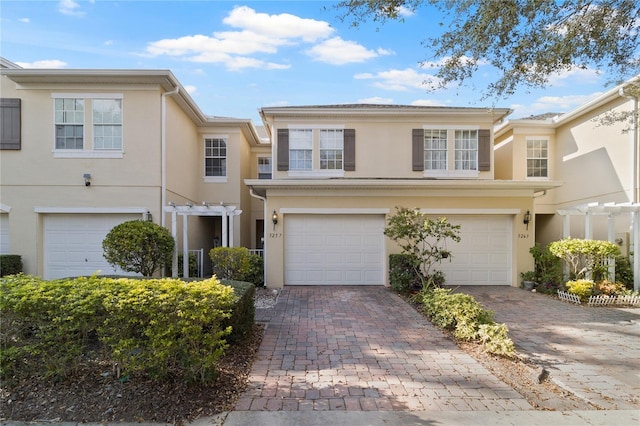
[0,58,265,279]
[495,77,640,289]
[246,105,560,288]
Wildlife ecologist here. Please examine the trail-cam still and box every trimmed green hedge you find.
[0,255,23,277]
[416,287,515,357]
[0,275,249,384]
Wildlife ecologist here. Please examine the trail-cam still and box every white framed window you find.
[454,129,478,170]
[55,98,84,150]
[93,99,122,150]
[424,129,447,170]
[53,94,123,158]
[258,156,272,179]
[289,129,313,170]
[204,137,227,180]
[527,138,548,178]
[320,129,343,170]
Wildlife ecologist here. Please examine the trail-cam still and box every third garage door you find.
[284,214,385,285]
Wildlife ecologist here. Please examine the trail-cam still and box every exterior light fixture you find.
[83,173,91,187]
[272,210,278,229]
[186,202,193,208]
[523,210,531,230]
[145,211,152,222]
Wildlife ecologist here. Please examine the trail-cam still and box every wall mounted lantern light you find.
[272,210,278,229]
[83,173,91,187]
[523,210,531,230]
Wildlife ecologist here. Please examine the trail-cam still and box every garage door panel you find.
[431,215,512,286]
[285,214,384,285]
[44,214,141,280]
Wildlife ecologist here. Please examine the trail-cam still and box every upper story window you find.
[204,137,227,180]
[93,99,122,150]
[413,128,490,176]
[277,127,355,176]
[289,129,313,170]
[55,98,84,150]
[454,129,478,170]
[527,138,548,178]
[258,156,272,179]
[52,94,123,158]
[424,129,447,170]
[319,129,343,170]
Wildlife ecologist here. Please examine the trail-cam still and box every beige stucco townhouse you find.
[246,105,561,288]
[495,77,640,290]
[0,58,265,279]
[2,55,636,288]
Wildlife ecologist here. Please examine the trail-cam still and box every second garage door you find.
[285,214,385,285]
[43,213,143,280]
[433,215,512,286]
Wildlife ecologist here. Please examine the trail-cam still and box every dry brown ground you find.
[1,288,596,422]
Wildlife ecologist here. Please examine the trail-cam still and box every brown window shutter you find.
[0,98,21,150]
[343,129,355,171]
[478,128,491,171]
[277,128,289,171]
[412,129,424,171]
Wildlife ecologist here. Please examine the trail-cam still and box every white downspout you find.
[249,187,268,287]
[618,87,639,204]
[161,87,179,228]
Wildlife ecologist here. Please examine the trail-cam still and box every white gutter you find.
[249,187,268,287]
[161,87,179,227]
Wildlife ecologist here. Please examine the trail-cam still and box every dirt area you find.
[1,288,596,422]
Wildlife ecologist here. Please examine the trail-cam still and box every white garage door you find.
[433,215,512,286]
[285,214,385,285]
[43,213,142,280]
[0,214,9,254]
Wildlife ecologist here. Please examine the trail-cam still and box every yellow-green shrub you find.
[417,287,514,357]
[565,279,595,302]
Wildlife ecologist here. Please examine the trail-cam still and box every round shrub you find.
[102,220,174,277]
[565,279,595,302]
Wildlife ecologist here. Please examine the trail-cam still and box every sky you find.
[0,0,621,123]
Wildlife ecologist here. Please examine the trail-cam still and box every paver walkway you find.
[453,286,640,410]
[235,286,530,412]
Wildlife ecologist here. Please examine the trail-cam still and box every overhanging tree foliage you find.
[336,0,640,98]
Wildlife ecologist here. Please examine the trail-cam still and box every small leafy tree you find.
[102,220,174,277]
[548,237,620,281]
[384,207,461,288]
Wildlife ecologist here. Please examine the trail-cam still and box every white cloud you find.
[421,55,487,69]
[355,68,443,91]
[396,6,415,17]
[307,37,391,65]
[15,59,67,69]
[223,6,333,43]
[510,91,603,118]
[18,18,30,23]
[184,85,197,95]
[546,67,601,87]
[144,6,333,70]
[58,0,85,17]
[411,99,448,107]
[358,96,394,104]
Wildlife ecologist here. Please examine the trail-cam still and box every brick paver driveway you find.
[235,286,530,412]
[453,286,640,410]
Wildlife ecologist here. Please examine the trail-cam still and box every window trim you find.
[257,155,272,179]
[526,136,550,180]
[285,126,348,177]
[203,135,228,183]
[418,126,482,178]
[51,93,124,159]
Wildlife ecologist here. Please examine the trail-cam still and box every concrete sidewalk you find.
[452,286,640,411]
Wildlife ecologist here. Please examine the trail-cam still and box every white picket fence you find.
[557,290,640,307]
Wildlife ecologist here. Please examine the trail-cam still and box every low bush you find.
[210,247,251,281]
[1,275,238,384]
[565,279,595,302]
[389,254,422,293]
[0,255,23,277]
[165,252,199,277]
[243,254,264,287]
[416,287,515,357]
[221,280,256,343]
[615,255,634,290]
